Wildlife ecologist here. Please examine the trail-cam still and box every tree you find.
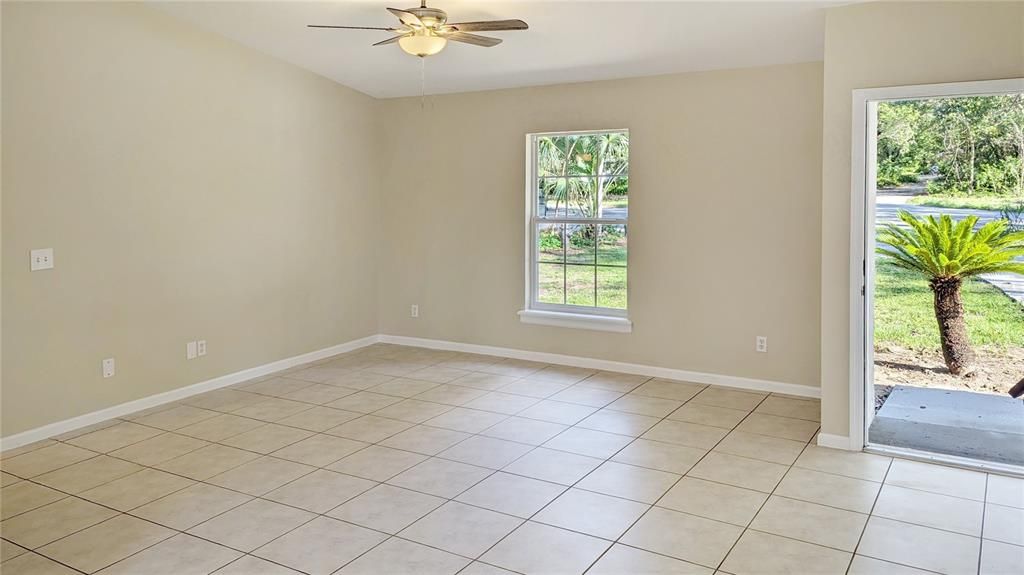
[877,211,1024,375]
[537,133,628,248]
[993,94,1024,197]
[537,132,628,219]
[877,100,936,186]
[876,94,1024,196]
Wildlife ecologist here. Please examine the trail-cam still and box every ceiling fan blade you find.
[373,34,410,46]
[448,19,528,32]
[445,31,502,47]
[387,8,424,28]
[307,25,399,31]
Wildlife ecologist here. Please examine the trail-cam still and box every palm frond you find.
[876,209,1024,280]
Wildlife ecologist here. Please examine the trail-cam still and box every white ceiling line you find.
[152,1,844,99]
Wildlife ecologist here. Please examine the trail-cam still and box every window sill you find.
[518,309,633,333]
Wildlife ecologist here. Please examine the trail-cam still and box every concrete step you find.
[870,386,1024,466]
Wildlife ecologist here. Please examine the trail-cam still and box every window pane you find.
[569,134,625,176]
[562,176,598,219]
[537,178,566,219]
[599,176,628,219]
[597,266,627,309]
[537,136,567,177]
[567,132,628,177]
[599,132,629,175]
[538,263,564,304]
[566,264,596,307]
[597,225,627,266]
[538,224,564,263]
[566,224,596,264]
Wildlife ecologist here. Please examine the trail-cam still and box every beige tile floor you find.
[1,344,1022,575]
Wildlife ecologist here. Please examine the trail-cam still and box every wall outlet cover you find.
[102,358,115,378]
[30,248,54,271]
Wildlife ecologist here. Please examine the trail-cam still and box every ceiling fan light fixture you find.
[399,30,447,57]
[308,2,526,58]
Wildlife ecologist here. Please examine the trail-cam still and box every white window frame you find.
[519,129,633,333]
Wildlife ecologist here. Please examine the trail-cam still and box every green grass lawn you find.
[907,196,1023,211]
[538,265,627,308]
[538,232,627,309]
[874,261,1024,350]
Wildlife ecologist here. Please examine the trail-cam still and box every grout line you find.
[9,551,90,574]
[393,373,671,569]
[842,458,958,575]
[697,394,782,572]
[5,345,877,575]
[977,475,989,575]
[588,393,775,572]
[464,408,642,571]
[848,457,893,571]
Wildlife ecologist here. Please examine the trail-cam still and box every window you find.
[521,130,631,332]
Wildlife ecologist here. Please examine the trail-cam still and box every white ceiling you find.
[153,1,840,99]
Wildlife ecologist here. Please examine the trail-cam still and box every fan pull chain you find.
[420,57,426,109]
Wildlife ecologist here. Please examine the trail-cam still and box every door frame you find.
[848,78,1024,452]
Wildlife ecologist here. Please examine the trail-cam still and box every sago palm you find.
[877,210,1024,375]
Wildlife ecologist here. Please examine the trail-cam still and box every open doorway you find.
[851,79,1024,473]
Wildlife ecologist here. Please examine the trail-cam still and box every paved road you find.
[876,199,1004,226]
[541,206,627,220]
[876,195,1024,304]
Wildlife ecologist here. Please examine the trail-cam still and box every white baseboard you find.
[0,334,381,452]
[817,432,857,451]
[379,334,821,399]
[3,332,823,453]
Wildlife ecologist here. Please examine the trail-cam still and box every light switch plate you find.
[756,336,768,353]
[186,341,197,360]
[31,248,54,271]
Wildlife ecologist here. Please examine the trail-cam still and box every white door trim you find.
[848,77,1024,450]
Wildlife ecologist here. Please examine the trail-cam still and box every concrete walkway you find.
[876,194,1024,306]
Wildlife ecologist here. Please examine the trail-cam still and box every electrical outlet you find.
[197,340,207,357]
[30,248,54,271]
[411,304,419,318]
[102,358,115,378]
[186,341,197,360]
[756,336,768,353]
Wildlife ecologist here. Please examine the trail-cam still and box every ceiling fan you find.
[308,1,528,57]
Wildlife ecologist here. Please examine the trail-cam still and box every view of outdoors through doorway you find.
[869,91,1024,468]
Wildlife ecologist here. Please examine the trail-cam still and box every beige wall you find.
[377,63,824,389]
[13,1,1011,441]
[820,2,1024,437]
[1,2,380,435]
